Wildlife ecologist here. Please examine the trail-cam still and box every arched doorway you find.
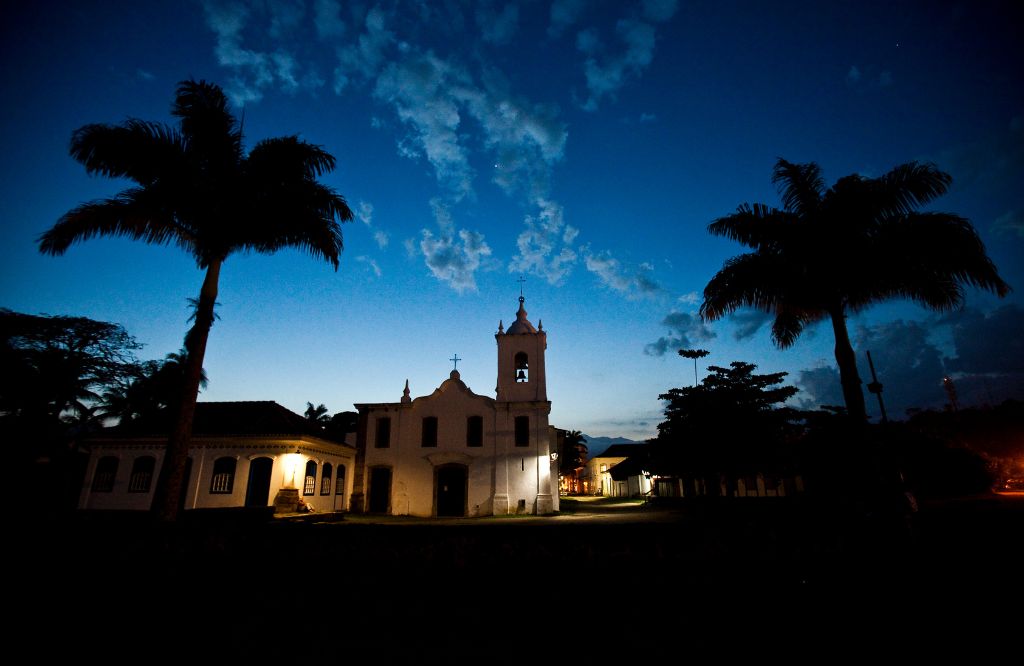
[245,457,274,507]
[435,464,468,517]
[368,467,391,514]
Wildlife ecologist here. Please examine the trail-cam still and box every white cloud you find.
[420,227,493,293]
[509,199,578,285]
[581,18,658,112]
[356,200,374,226]
[583,247,663,299]
[375,54,474,199]
[374,230,390,249]
[356,255,382,277]
[333,4,395,93]
[677,291,699,305]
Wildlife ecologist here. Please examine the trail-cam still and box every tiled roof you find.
[108,401,340,441]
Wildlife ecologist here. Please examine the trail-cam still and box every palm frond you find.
[707,204,797,250]
[38,188,194,256]
[247,136,338,179]
[70,120,186,185]
[826,162,953,224]
[700,252,792,321]
[173,79,243,169]
[771,158,824,216]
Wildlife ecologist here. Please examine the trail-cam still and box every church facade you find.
[350,296,560,517]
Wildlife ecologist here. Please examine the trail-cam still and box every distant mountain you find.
[581,434,645,459]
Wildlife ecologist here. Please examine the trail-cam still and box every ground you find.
[16,494,1023,659]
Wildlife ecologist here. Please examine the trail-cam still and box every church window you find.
[422,417,438,447]
[375,417,391,448]
[210,457,236,494]
[127,456,155,493]
[515,416,529,447]
[514,352,529,382]
[335,465,346,495]
[92,456,118,492]
[467,416,483,447]
[321,462,333,495]
[303,460,317,496]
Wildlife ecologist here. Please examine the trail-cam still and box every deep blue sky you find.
[2,1,1022,437]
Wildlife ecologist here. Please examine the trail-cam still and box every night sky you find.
[1,1,1022,438]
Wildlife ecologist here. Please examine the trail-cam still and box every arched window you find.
[321,462,333,495]
[303,460,317,496]
[514,352,529,382]
[335,465,346,495]
[422,416,438,448]
[128,456,155,493]
[467,416,483,447]
[210,457,236,494]
[92,456,118,492]
[515,416,529,447]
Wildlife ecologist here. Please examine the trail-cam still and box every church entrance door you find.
[368,467,391,513]
[436,465,467,517]
[245,457,273,507]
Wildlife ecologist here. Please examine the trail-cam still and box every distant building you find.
[351,296,559,517]
[584,443,649,497]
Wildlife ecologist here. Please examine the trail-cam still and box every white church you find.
[77,296,560,518]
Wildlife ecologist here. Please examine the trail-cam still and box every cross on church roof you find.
[450,353,462,370]
[517,275,526,297]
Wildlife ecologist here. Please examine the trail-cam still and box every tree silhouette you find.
[558,430,589,493]
[304,402,330,427]
[654,361,801,496]
[100,349,207,428]
[39,79,353,520]
[678,348,709,386]
[700,158,1009,422]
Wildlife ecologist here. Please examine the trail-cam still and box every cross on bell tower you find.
[494,288,547,402]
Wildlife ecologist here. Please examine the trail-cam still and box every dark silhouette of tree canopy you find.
[1,308,141,429]
[700,158,1009,423]
[654,361,802,496]
[304,402,330,427]
[325,410,358,443]
[100,349,207,428]
[39,79,354,520]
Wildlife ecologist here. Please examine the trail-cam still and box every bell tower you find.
[495,296,547,402]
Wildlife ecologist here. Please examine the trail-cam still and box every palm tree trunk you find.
[152,259,221,521]
[829,307,867,423]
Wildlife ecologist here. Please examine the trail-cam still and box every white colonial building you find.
[350,296,560,517]
[78,401,356,513]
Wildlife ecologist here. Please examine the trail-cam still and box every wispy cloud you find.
[354,200,390,250]
[730,309,773,341]
[356,255,382,277]
[677,291,699,305]
[993,209,1024,238]
[509,199,578,285]
[644,311,716,357]
[583,247,663,299]
[312,0,345,40]
[578,2,677,112]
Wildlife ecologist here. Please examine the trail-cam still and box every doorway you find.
[245,457,273,507]
[368,467,391,513]
[435,465,468,517]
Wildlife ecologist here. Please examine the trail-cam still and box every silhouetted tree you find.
[325,410,358,443]
[558,430,588,493]
[701,159,1009,423]
[678,348,709,386]
[100,349,207,428]
[304,402,330,427]
[39,79,354,520]
[654,361,801,496]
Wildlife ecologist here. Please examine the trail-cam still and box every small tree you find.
[558,430,589,494]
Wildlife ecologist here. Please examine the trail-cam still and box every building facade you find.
[350,296,559,517]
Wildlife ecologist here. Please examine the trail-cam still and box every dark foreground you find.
[16,494,1023,659]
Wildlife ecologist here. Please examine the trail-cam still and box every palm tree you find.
[39,79,353,520]
[304,402,330,428]
[700,158,1009,423]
